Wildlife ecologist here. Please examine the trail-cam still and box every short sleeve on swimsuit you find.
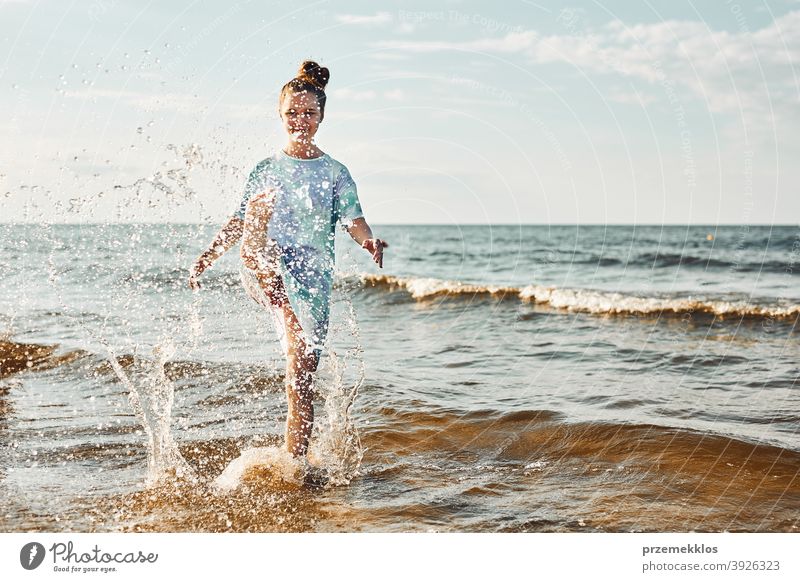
[334,166,364,228]
[234,160,270,220]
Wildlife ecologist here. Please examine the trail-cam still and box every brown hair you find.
[279,60,330,118]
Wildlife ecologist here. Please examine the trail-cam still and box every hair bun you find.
[297,60,330,90]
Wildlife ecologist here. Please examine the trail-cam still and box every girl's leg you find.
[281,302,320,457]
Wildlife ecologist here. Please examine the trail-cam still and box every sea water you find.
[0,223,798,532]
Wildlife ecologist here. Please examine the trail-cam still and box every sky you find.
[1,0,798,224]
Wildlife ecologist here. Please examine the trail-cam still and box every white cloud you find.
[384,89,405,101]
[373,31,538,54]
[374,11,800,129]
[606,87,657,106]
[395,21,417,34]
[335,12,392,26]
[330,87,406,102]
[331,87,377,101]
[470,31,539,53]
[367,52,408,61]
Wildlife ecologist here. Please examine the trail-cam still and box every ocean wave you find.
[632,252,794,273]
[355,274,800,319]
[355,274,517,299]
[518,285,799,318]
[363,405,800,473]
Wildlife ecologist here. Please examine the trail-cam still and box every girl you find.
[188,60,387,458]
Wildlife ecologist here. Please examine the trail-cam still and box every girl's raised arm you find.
[188,216,244,289]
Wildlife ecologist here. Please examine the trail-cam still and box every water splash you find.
[187,294,204,355]
[212,446,305,492]
[34,221,195,488]
[214,268,365,491]
[10,130,371,503]
[308,263,366,486]
[309,348,364,486]
[103,338,197,487]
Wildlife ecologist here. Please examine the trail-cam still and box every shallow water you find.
[1,224,798,532]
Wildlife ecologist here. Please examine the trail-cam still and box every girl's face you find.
[279,90,323,144]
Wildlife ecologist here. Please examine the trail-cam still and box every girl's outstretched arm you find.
[345,217,388,269]
[188,216,244,289]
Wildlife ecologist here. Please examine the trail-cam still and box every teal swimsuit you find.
[236,150,364,360]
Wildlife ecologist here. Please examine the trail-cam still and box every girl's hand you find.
[188,258,208,290]
[361,238,388,269]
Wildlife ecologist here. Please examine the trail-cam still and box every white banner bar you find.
[1,533,797,581]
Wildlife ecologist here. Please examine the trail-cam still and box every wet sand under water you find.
[13,410,795,533]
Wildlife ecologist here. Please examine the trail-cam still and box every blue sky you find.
[1,0,798,224]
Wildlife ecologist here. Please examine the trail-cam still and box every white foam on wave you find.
[404,277,512,299]
[520,285,700,314]
[518,284,800,317]
[356,273,800,318]
[357,273,514,299]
